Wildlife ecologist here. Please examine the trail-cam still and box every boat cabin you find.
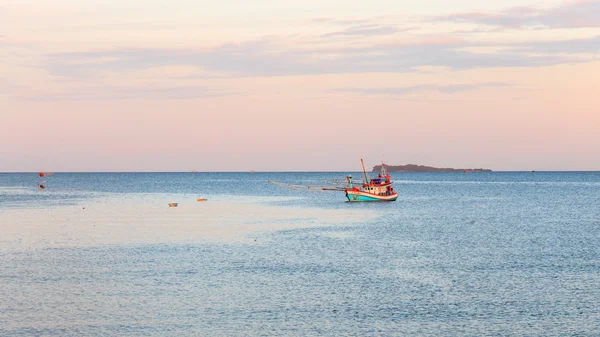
[362,183,394,196]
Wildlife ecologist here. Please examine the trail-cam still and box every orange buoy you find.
[169,203,178,207]
[197,198,207,202]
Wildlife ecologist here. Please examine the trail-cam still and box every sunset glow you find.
[1,0,599,171]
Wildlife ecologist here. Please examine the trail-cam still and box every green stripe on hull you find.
[345,193,397,202]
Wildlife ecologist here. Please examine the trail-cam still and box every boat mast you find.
[360,158,370,184]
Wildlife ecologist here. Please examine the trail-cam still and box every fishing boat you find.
[344,159,398,202]
[267,159,398,202]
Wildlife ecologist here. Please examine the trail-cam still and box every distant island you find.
[373,164,492,173]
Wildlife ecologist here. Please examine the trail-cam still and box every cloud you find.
[310,17,372,26]
[437,83,510,94]
[451,27,506,34]
[43,34,599,79]
[323,24,401,37]
[312,15,417,37]
[22,85,235,102]
[322,24,417,37]
[331,82,511,96]
[517,35,600,54]
[436,0,600,29]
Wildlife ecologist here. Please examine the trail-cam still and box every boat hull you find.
[345,190,398,202]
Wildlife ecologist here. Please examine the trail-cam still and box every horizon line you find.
[3,170,600,173]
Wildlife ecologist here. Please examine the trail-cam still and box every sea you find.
[1,172,599,336]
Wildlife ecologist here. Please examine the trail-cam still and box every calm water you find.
[1,172,599,336]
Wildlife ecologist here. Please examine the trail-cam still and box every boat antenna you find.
[361,158,370,183]
[381,154,389,175]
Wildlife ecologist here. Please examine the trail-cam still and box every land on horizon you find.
[374,164,492,173]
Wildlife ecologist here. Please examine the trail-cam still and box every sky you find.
[1,0,599,171]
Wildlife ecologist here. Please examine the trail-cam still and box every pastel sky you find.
[1,0,599,171]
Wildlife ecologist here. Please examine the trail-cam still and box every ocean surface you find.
[1,172,599,336]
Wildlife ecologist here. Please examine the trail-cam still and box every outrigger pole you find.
[360,158,370,184]
[267,180,343,192]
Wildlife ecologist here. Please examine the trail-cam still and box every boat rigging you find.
[268,159,398,202]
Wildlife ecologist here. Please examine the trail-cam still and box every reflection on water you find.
[0,194,369,250]
[1,172,600,336]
